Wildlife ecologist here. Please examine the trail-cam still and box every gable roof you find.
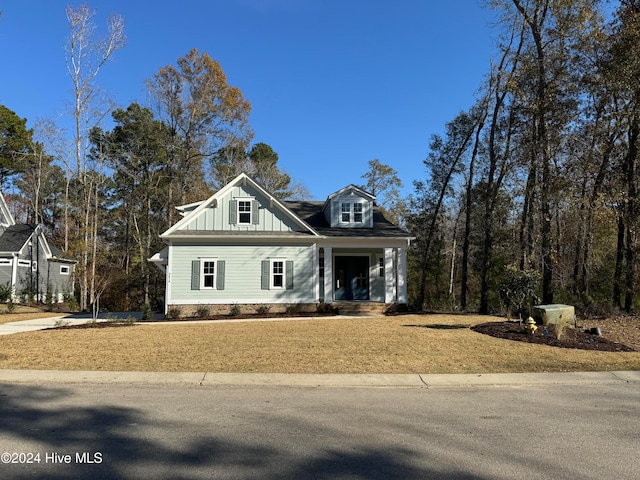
[161,173,319,238]
[0,224,35,253]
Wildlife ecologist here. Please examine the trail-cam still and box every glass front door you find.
[334,256,369,300]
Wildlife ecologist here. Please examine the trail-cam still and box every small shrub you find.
[54,318,71,327]
[124,316,137,325]
[229,304,241,317]
[255,305,271,316]
[63,292,79,312]
[0,283,13,304]
[7,300,16,313]
[195,305,210,318]
[316,301,337,314]
[285,303,302,315]
[166,306,181,320]
[384,303,409,316]
[141,303,153,320]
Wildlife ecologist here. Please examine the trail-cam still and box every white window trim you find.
[18,259,31,267]
[0,258,12,266]
[270,258,286,290]
[60,265,70,275]
[339,201,364,224]
[200,257,218,290]
[376,254,384,278]
[236,198,253,225]
[340,202,351,223]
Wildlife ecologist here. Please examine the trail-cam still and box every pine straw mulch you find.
[472,316,638,352]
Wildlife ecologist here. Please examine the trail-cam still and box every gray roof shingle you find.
[285,201,411,238]
[0,224,35,252]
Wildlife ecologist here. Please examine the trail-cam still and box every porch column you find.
[313,245,320,301]
[323,247,333,303]
[397,246,408,304]
[384,247,395,303]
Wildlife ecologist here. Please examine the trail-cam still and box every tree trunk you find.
[613,215,625,309]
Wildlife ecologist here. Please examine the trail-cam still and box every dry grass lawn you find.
[0,305,63,324]
[1,314,639,374]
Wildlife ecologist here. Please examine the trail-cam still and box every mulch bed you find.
[472,321,636,352]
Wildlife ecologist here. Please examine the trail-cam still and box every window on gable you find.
[341,203,351,222]
[340,202,364,223]
[60,265,70,275]
[238,200,252,224]
[353,203,363,223]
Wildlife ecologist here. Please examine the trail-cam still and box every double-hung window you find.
[353,203,363,223]
[261,259,293,290]
[340,202,364,223]
[341,203,351,222]
[238,200,252,224]
[202,259,216,289]
[230,198,259,225]
[191,258,225,291]
[271,260,285,289]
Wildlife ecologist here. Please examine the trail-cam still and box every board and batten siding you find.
[183,184,301,233]
[169,243,316,304]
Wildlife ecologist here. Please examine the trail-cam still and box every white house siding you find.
[183,184,301,233]
[168,242,316,305]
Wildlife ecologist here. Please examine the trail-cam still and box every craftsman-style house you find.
[150,173,412,315]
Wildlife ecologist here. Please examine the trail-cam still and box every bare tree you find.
[65,4,125,311]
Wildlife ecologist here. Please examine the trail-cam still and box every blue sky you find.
[0,0,498,199]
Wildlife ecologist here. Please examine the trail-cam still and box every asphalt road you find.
[1,374,638,479]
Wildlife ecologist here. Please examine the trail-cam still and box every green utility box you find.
[532,304,575,326]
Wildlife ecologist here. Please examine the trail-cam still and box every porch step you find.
[333,302,387,316]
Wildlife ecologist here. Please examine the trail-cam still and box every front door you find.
[334,256,369,301]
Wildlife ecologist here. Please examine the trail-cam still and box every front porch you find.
[318,245,408,305]
[332,301,390,315]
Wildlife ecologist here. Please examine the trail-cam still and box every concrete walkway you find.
[0,313,137,336]
[0,369,638,387]
[0,312,366,336]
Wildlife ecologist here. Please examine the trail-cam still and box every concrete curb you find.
[0,370,637,388]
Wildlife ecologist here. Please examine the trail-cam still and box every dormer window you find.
[341,203,350,222]
[353,203,363,223]
[340,202,363,224]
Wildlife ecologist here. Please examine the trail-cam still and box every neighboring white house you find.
[0,191,76,303]
[149,173,412,315]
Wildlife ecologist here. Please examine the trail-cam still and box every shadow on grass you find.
[403,324,471,330]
